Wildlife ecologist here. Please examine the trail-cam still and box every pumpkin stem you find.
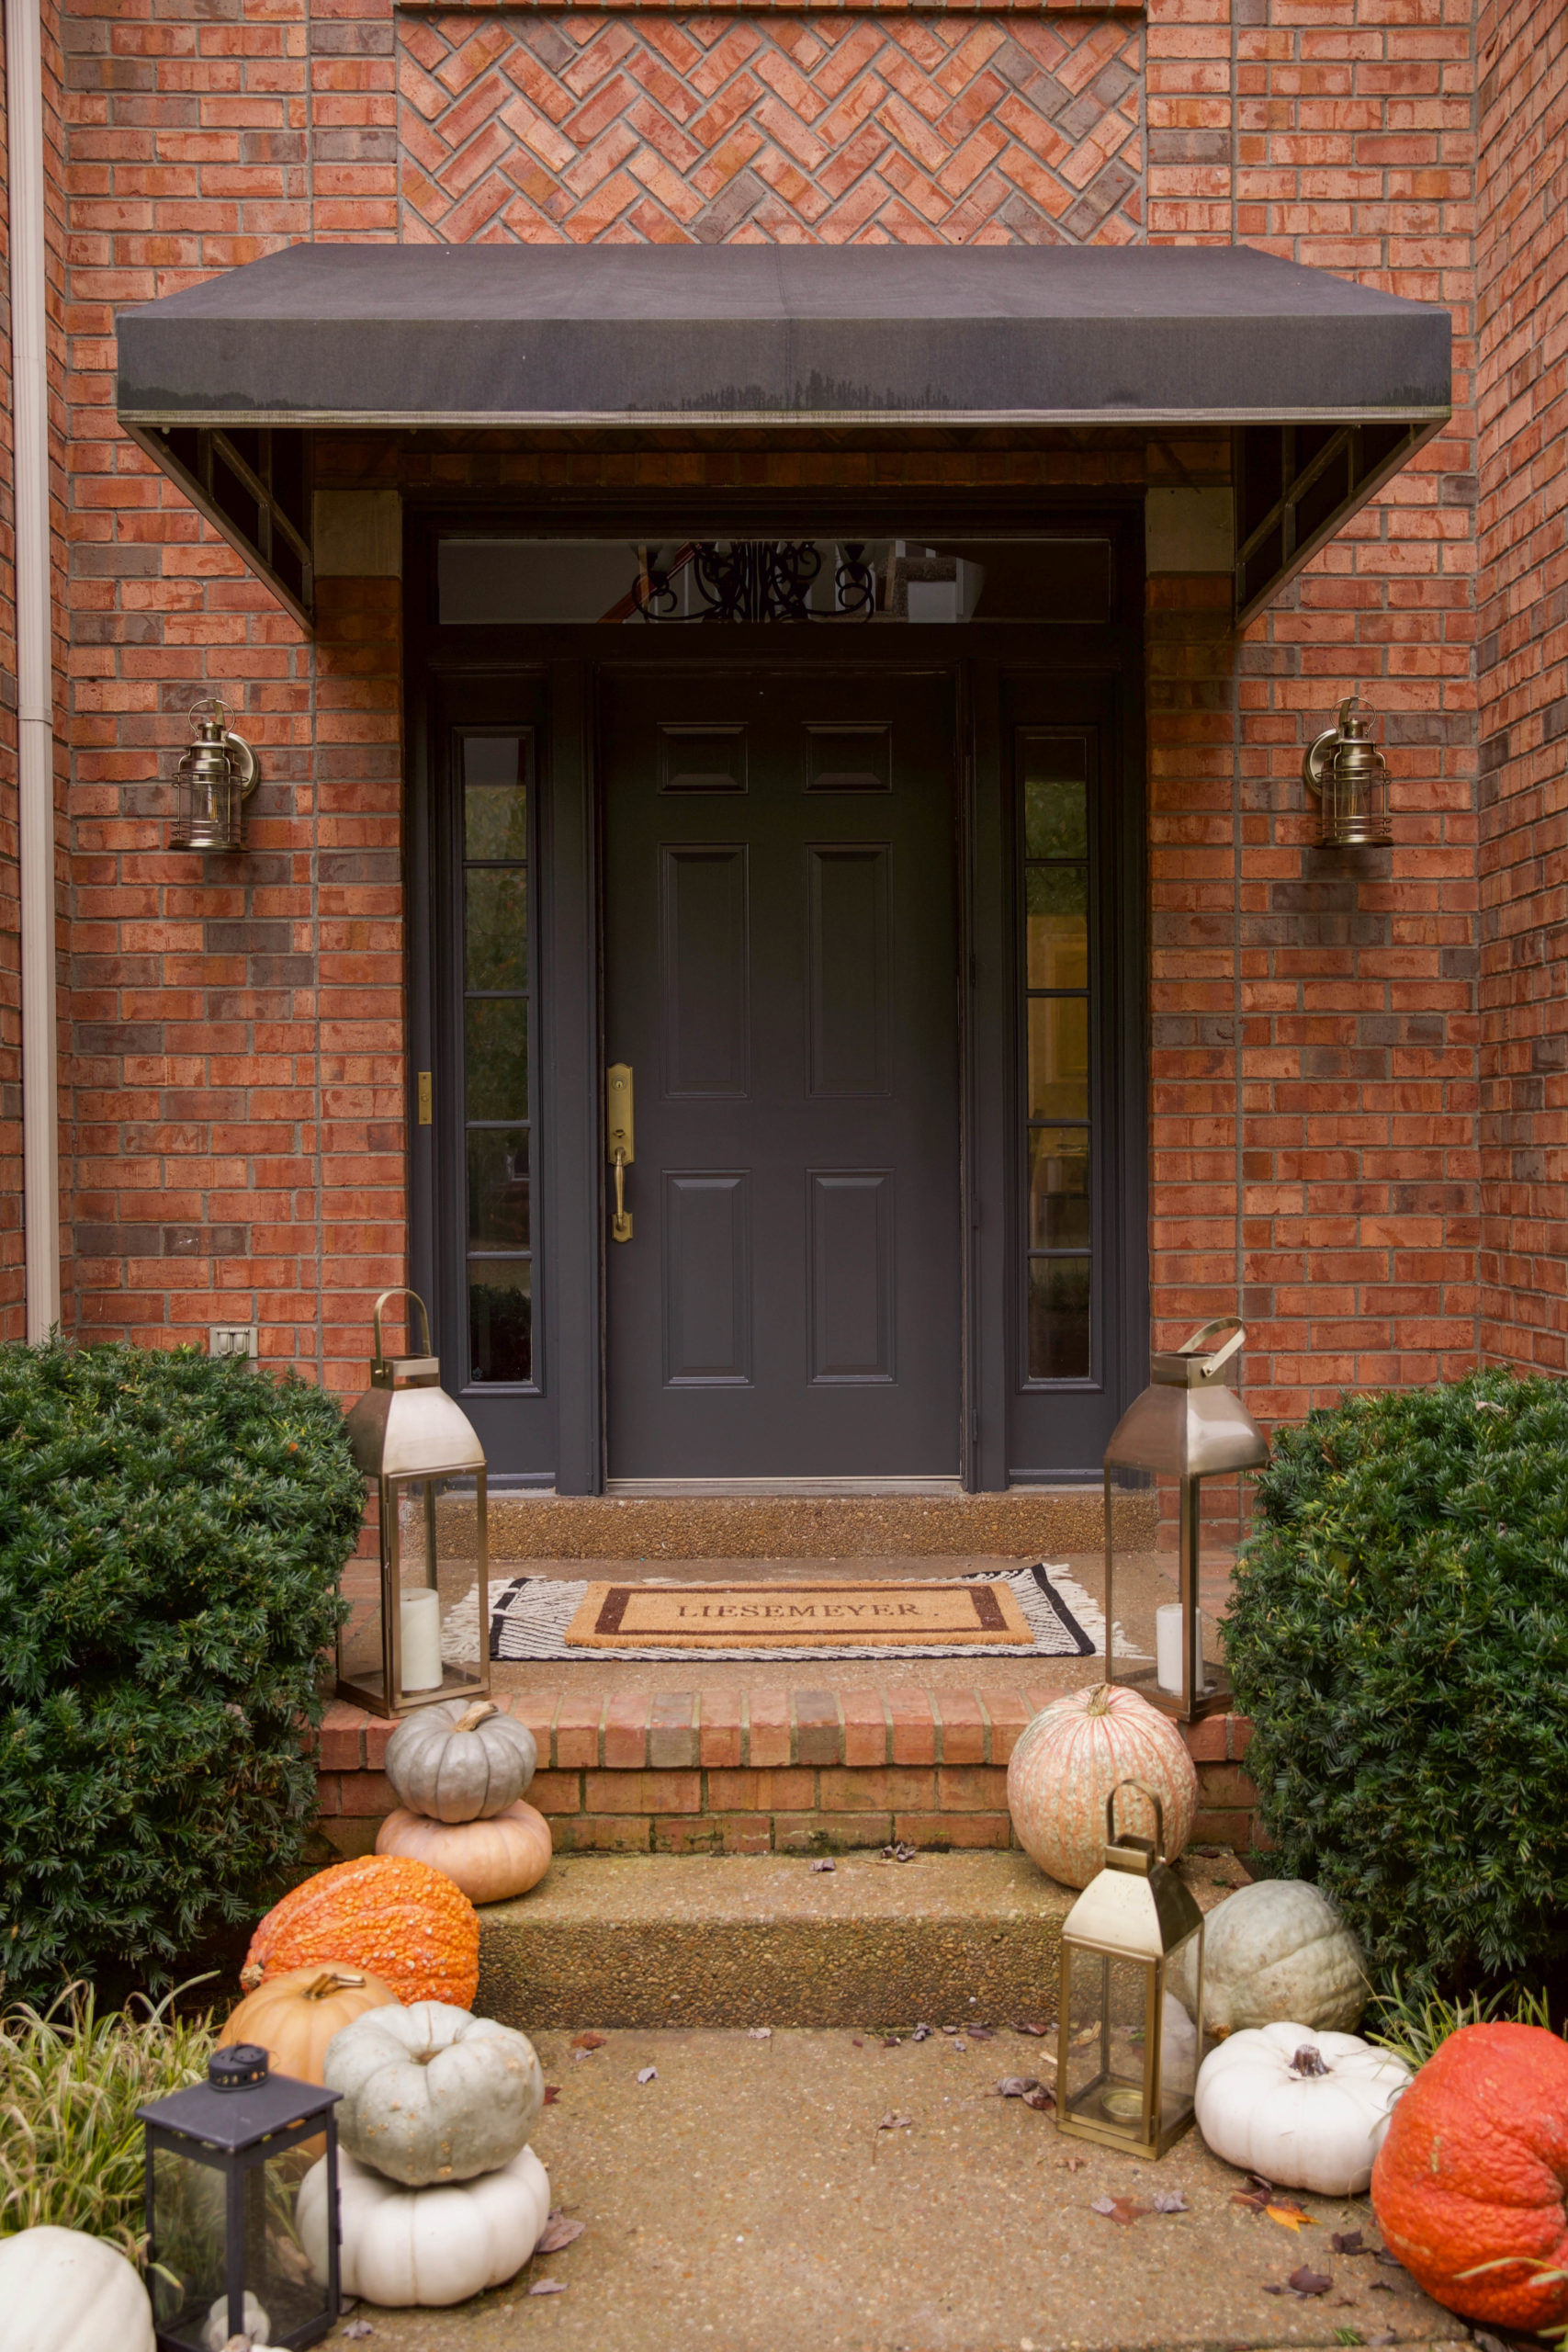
[1084,1685,1113,1717]
[455,1700,501,1733]
[305,1970,367,1999]
[1291,2045,1331,2077]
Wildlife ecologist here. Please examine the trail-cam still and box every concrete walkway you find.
[325,2027,1465,2352]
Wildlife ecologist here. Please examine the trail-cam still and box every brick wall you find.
[1146,0,1480,1414]
[56,0,1500,1433]
[1474,0,1567,1372]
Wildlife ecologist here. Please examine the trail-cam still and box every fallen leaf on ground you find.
[529,2279,568,2297]
[1014,2021,1052,2037]
[1148,2190,1189,2214]
[1286,2266,1333,2298]
[911,2023,933,2041]
[1367,2334,1397,2346]
[1332,2230,1367,2256]
[881,1841,918,1862]
[1090,2196,1150,2226]
[543,2086,560,2104]
[536,2211,586,2254]
[748,2027,773,2041]
[942,2024,959,2035]
[882,2035,901,2048]
[571,2031,607,2052]
[1265,2201,1316,2232]
[1021,2086,1055,2111]
[1372,2250,1404,2269]
[967,2026,995,2041]
[878,2111,912,2132]
[343,2327,375,2342]
[852,2037,864,2047]
[1058,2154,1087,2171]
[997,2075,1042,2098]
[1367,2280,1394,2294]
[636,2065,658,2085]
[810,1858,836,1872]
[951,2040,968,2052]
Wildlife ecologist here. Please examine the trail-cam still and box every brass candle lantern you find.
[1103,1317,1269,1723]
[338,1287,490,1719]
[1055,1781,1206,2160]
[1303,693,1392,845]
[171,695,259,851]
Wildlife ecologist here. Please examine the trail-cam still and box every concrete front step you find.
[477,1849,1074,2029]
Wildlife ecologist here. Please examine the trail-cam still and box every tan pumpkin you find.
[1006,1682,1197,1889]
[375,1801,553,1905]
[221,1964,401,2085]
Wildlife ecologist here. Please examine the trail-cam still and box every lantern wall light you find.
[171,695,258,852]
[339,1285,491,1719]
[1303,692,1392,846]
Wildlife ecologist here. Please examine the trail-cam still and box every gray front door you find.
[603,663,962,1481]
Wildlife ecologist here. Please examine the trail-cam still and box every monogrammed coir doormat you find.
[443,1563,1102,1664]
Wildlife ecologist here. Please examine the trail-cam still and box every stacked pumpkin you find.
[297,2001,553,2308]
[375,1697,554,1905]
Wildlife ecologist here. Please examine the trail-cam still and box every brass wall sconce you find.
[1303,693,1392,845]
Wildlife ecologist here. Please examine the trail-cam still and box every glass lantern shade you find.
[1055,1782,1206,2160]
[1102,1317,1269,1723]
[139,2047,341,2352]
[337,1287,491,1719]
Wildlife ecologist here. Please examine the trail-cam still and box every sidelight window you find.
[1021,734,1093,1382]
[459,732,533,1385]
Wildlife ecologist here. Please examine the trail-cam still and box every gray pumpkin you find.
[384,1697,536,1824]
[323,2001,544,2186]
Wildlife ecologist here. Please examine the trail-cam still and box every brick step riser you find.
[317,1691,1261,1858]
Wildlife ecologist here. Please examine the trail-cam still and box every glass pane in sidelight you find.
[1026,864,1089,989]
[465,998,529,1122]
[468,1259,532,1385]
[1028,1254,1090,1380]
[465,776,528,863]
[468,1128,530,1249]
[1024,764,1088,861]
[1028,1127,1090,1250]
[465,867,528,991]
[1028,997,1089,1123]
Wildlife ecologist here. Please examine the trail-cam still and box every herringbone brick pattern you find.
[398,13,1143,244]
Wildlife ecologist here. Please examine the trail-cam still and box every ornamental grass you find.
[0,1984,217,2259]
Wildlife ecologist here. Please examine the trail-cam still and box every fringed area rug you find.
[439,1564,1102,1666]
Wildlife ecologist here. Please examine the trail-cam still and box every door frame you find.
[403,495,1147,1495]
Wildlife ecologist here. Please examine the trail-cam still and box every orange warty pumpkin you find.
[1371,2021,1568,2332]
[241,1857,480,2008]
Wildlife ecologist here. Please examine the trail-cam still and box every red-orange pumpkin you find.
[1371,2022,1568,2332]
[241,1856,480,2008]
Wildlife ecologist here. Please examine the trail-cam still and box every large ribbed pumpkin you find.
[376,1800,553,1905]
[241,1857,480,2008]
[1006,1683,1197,1888]
[1371,2022,1568,2332]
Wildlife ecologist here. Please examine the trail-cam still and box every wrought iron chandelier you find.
[629,539,877,623]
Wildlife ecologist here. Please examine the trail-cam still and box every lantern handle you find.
[371,1286,433,1370]
[1106,1777,1166,1859]
[1175,1316,1246,1380]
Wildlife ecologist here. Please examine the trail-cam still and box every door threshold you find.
[603,1476,964,1499]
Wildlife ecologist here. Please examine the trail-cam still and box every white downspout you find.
[6,0,62,1336]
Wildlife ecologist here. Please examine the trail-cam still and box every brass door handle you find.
[607,1063,634,1242]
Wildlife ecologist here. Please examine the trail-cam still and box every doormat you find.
[447,1565,1100,1665]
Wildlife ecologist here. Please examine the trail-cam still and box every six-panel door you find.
[601,665,963,1481]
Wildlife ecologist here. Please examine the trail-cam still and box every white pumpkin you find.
[0,2225,154,2352]
[1194,2021,1411,2194]
[202,2289,271,2349]
[385,1698,537,1824]
[324,2000,543,2186]
[297,2143,551,2308]
[1177,1877,1368,2035]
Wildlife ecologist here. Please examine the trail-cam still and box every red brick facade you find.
[0,0,1555,1428]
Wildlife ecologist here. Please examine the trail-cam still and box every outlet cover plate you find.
[210,1324,260,1365]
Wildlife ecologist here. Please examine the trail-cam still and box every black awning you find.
[117,243,1450,430]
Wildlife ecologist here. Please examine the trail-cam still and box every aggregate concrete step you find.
[476,1849,1074,2030]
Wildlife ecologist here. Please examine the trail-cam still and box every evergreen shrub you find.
[1225,1368,1568,1996]
[0,1341,362,2002]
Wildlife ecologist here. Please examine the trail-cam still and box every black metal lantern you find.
[171,696,258,852]
[139,2045,341,2352]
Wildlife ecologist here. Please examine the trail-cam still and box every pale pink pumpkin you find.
[1006,1684,1198,1889]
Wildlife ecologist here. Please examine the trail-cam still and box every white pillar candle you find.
[1156,1601,1201,1696]
[399,1589,443,1692]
